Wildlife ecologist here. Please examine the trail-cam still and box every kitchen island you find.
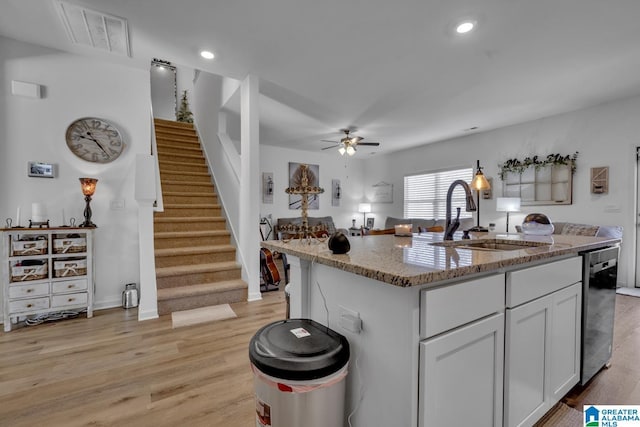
[261,232,620,427]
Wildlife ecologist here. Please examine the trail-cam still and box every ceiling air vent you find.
[56,1,131,57]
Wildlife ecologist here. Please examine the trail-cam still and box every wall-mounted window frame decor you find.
[499,152,578,206]
[372,181,393,203]
[28,161,56,178]
[591,166,608,194]
[288,162,320,210]
[262,172,274,204]
[331,179,341,206]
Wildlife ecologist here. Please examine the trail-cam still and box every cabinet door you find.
[504,294,553,427]
[549,282,582,401]
[419,313,504,427]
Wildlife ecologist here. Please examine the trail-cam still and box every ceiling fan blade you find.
[321,144,340,150]
[321,139,339,143]
[357,142,380,146]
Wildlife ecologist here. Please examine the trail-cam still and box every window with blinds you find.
[404,168,474,219]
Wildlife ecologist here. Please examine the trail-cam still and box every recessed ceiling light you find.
[456,21,476,34]
[200,50,215,60]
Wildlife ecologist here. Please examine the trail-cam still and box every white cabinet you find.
[2,228,94,332]
[504,257,582,427]
[419,274,505,427]
[420,313,505,427]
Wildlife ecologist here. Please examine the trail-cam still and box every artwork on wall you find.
[372,181,393,203]
[289,162,320,210]
[590,167,608,194]
[332,179,341,206]
[28,161,56,178]
[482,178,493,199]
[262,172,274,204]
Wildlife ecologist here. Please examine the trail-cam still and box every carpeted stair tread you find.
[155,244,235,257]
[154,216,225,223]
[156,261,240,278]
[162,203,221,210]
[154,118,194,127]
[156,136,200,145]
[160,170,210,177]
[157,279,246,300]
[155,229,229,238]
[163,191,216,197]
[160,179,214,187]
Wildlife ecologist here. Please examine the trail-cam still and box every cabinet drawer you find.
[52,279,87,294]
[51,292,87,308]
[9,297,49,313]
[9,282,49,299]
[421,274,505,339]
[506,257,581,308]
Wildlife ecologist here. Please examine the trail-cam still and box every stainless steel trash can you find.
[122,283,139,308]
[249,318,350,427]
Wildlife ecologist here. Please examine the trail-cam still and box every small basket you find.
[53,237,87,254]
[11,239,48,256]
[54,258,87,278]
[11,263,48,282]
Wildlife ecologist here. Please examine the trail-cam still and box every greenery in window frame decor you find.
[498,152,578,180]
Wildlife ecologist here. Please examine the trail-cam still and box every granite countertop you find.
[261,232,620,288]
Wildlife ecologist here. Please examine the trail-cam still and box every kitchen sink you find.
[430,239,551,251]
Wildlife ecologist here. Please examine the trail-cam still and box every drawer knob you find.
[26,304,33,308]
[68,284,74,289]
[27,288,33,293]
[68,298,75,302]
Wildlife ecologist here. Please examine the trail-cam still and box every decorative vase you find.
[328,232,350,254]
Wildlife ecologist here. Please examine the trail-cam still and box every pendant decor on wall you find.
[499,152,578,206]
[590,167,608,194]
[332,179,341,206]
[288,162,320,210]
[262,172,274,204]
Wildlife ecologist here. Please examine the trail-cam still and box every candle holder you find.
[79,177,98,228]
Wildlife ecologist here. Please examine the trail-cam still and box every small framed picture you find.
[366,217,374,229]
[28,161,56,178]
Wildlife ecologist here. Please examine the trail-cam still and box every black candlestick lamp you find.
[79,177,98,228]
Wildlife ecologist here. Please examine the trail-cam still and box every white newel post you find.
[135,154,159,320]
[241,74,261,301]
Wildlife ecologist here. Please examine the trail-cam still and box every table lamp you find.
[358,203,371,228]
[496,197,521,232]
[79,177,98,228]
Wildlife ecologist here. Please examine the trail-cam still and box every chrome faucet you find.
[444,179,477,240]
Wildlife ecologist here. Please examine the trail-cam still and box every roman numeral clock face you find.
[65,117,125,163]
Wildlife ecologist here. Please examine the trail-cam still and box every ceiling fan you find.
[321,129,380,156]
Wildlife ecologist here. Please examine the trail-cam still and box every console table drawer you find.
[9,297,49,313]
[52,279,87,294]
[9,282,49,299]
[52,292,87,308]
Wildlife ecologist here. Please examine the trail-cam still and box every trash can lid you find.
[249,318,350,381]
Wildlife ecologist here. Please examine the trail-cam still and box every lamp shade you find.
[79,177,98,196]
[471,171,491,190]
[496,197,521,213]
[358,203,371,213]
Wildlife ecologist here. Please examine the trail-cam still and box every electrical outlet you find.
[339,305,362,333]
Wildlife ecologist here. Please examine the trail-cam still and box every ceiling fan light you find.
[346,146,356,156]
[338,146,346,155]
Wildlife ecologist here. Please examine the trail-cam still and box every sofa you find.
[528,221,623,239]
[384,216,474,233]
[275,216,348,239]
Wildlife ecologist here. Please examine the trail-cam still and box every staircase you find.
[153,118,247,315]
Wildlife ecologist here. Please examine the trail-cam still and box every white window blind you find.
[404,168,474,219]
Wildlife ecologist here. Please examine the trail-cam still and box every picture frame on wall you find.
[28,161,56,178]
[262,172,274,204]
[332,179,341,206]
[372,181,393,203]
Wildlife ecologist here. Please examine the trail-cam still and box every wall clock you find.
[65,117,124,163]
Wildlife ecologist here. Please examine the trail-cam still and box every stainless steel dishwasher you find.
[580,246,619,385]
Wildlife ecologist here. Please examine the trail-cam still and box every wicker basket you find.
[11,239,48,256]
[54,258,87,278]
[11,263,48,282]
[53,237,87,254]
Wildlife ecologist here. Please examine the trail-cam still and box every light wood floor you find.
[1,292,638,426]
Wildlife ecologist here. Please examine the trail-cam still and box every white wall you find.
[260,145,366,236]
[362,95,640,287]
[0,36,151,314]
